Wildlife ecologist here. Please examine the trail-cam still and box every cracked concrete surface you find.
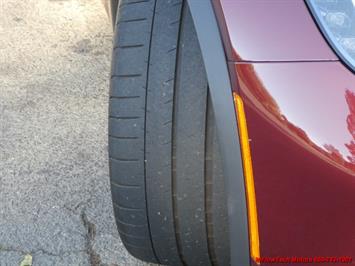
[0,0,151,265]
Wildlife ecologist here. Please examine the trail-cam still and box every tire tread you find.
[109,1,230,265]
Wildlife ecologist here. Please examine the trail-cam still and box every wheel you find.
[109,0,230,265]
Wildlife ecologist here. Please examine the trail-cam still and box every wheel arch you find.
[186,1,250,265]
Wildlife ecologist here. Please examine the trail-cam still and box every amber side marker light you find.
[233,93,260,264]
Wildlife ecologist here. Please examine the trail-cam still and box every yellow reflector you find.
[233,93,260,264]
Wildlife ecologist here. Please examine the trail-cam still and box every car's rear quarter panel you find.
[217,0,355,262]
[236,62,355,259]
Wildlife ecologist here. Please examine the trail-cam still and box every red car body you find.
[216,0,355,263]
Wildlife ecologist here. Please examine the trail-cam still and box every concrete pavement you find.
[0,0,151,265]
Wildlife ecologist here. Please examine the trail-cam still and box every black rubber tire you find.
[109,1,230,265]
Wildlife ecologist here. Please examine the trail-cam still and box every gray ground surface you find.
[0,0,151,265]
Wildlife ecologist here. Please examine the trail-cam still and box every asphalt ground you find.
[0,0,151,265]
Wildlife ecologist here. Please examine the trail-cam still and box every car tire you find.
[109,0,230,265]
